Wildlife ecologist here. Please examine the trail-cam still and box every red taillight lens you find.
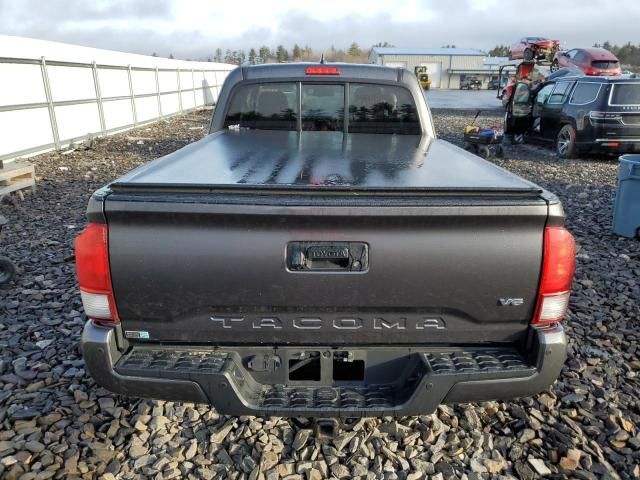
[532,226,576,327]
[305,66,340,75]
[75,223,119,323]
[540,227,576,294]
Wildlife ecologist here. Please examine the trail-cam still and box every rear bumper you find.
[591,139,640,153]
[81,321,567,417]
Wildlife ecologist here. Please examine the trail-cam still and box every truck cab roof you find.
[237,62,409,82]
[209,62,435,136]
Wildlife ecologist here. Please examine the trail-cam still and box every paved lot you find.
[425,88,503,110]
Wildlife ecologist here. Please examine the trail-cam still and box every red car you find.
[510,37,560,62]
[551,47,621,76]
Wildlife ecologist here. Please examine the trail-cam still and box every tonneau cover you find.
[111,130,542,194]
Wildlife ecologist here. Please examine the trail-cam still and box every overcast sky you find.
[1,0,639,59]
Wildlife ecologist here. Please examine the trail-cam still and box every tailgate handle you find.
[287,242,369,272]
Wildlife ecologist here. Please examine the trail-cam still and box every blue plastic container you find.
[613,154,640,238]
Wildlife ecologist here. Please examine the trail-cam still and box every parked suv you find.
[504,73,640,158]
[551,48,621,76]
[460,76,481,90]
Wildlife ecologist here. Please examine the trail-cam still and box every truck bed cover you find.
[111,130,542,194]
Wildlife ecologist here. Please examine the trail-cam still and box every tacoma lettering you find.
[209,316,445,330]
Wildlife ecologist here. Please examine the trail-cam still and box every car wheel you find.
[556,124,578,159]
[523,48,534,62]
[0,256,15,284]
[550,60,559,72]
[479,146,491,158]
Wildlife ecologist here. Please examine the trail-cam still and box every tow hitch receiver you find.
[314,418,340,440]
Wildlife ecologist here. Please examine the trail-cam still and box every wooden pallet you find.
[0,161,36,197]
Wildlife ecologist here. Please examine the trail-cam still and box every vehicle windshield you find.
[609,83,640,105]
[526,37,548,42]
[224,82,421,135]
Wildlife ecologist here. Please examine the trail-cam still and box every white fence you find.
[0,56,235,162]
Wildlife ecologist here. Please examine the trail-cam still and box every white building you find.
[369,47,513,89]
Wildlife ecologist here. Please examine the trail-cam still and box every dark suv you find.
[504,72,640,158]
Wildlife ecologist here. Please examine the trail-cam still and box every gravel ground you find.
[0,107,638,480]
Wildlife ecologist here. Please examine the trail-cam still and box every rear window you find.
[569,82,601,105]
[224,82,421,135]
[302,84,344,132]
[592,61,619,69]
[224,83,297,131]
[610,84,640,105]
[348,83,420,134]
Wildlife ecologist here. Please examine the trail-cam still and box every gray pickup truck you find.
[78,63,575,417]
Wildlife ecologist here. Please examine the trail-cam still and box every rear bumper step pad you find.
[81,322,566,416]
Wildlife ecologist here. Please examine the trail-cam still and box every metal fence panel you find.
[0,108,53,154]
[97,68,130,98]
[160,93,180,115]
[0,55,234,161]
[0,63,46,105]
[47,65,96,102]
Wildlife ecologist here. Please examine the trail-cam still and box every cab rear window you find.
[348,83,420,134]
[224,82,421,135]
[609,84,640,105]
[302,84,344,132]
[224,83,297,131]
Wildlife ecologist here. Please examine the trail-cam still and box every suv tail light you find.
[75,223,119,323]
[589,111,622,125]
[532,226,576,327]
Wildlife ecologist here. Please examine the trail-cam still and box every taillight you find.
[75,223,119,323]
[532,226,576,327]
[589,111,622,125]
[305,66,340,75]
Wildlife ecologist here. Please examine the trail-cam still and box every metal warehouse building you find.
[369,47,493,89]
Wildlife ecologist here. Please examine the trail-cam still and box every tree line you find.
[154,42,395,65]
[210,42,373,65]
[593,42,640,67]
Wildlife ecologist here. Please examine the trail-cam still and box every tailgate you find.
[106,194,547,345]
